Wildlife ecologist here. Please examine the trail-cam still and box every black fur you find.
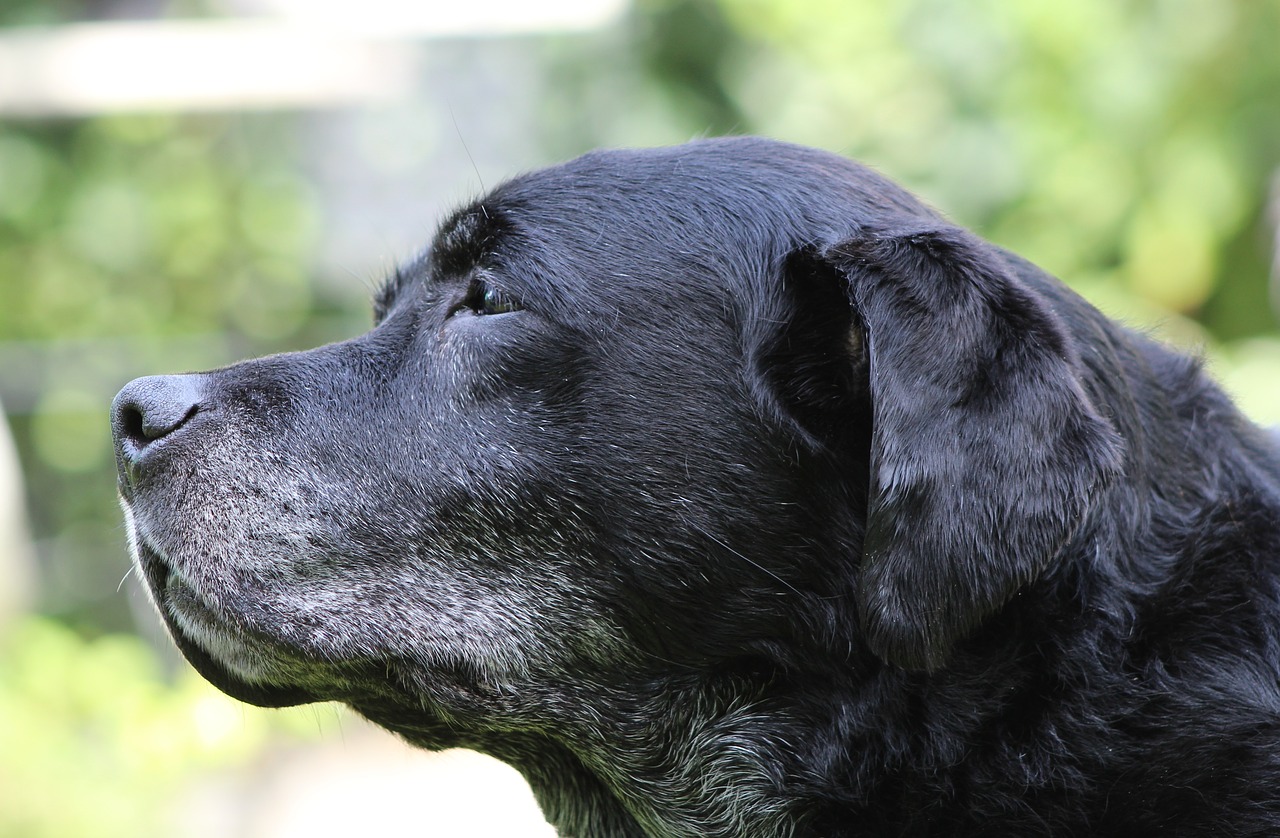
[111,138,1280,836]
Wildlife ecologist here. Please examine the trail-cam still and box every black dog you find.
[112,138,1280,836]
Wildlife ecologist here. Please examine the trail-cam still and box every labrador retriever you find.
[111,137,1280,836]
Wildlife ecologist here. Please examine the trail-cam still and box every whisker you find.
[116,564,137,594]
[695,527,803,597]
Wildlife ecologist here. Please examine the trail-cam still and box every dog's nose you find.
[112,374,206,475]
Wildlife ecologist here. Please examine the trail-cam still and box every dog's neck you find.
[359,668,811,837]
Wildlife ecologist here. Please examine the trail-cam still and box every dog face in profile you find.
[112,138,1280,836]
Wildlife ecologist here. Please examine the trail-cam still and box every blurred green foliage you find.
[0,113,328,342]
[0,0,1278,833]
[0,616,336,838]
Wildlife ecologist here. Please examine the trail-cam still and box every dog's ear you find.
[812,223,1124,671]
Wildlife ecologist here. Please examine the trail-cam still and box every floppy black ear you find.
[822,223,1124,671]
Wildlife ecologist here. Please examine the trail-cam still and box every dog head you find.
[112,137,1122,732]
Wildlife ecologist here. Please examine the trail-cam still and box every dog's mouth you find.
[130,526,317,709]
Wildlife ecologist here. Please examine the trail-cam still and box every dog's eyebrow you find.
[372,264,414,323]
[430,204,509,280]
[371,202,514,323]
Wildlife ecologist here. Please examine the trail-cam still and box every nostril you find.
[119,401,146,446]
[119,398,196,445]
[111,374,207,460]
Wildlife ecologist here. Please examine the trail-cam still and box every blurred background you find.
[1,0,1278,835]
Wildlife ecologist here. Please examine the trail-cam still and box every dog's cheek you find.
[247,444,632,677]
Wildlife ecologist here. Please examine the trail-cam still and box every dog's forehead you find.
[495,139,927,254]
[492,140,828,236]
[410,138,934,316]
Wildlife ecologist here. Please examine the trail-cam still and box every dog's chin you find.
[132,540,317,709]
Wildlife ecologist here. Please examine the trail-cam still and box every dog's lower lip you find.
[164,569,200,608]
[144,548,219,623]
[136,539,174,594]
[135,539,211,619]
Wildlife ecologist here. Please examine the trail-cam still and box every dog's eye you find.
[458,279,523,316]
[480,285,522,315]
